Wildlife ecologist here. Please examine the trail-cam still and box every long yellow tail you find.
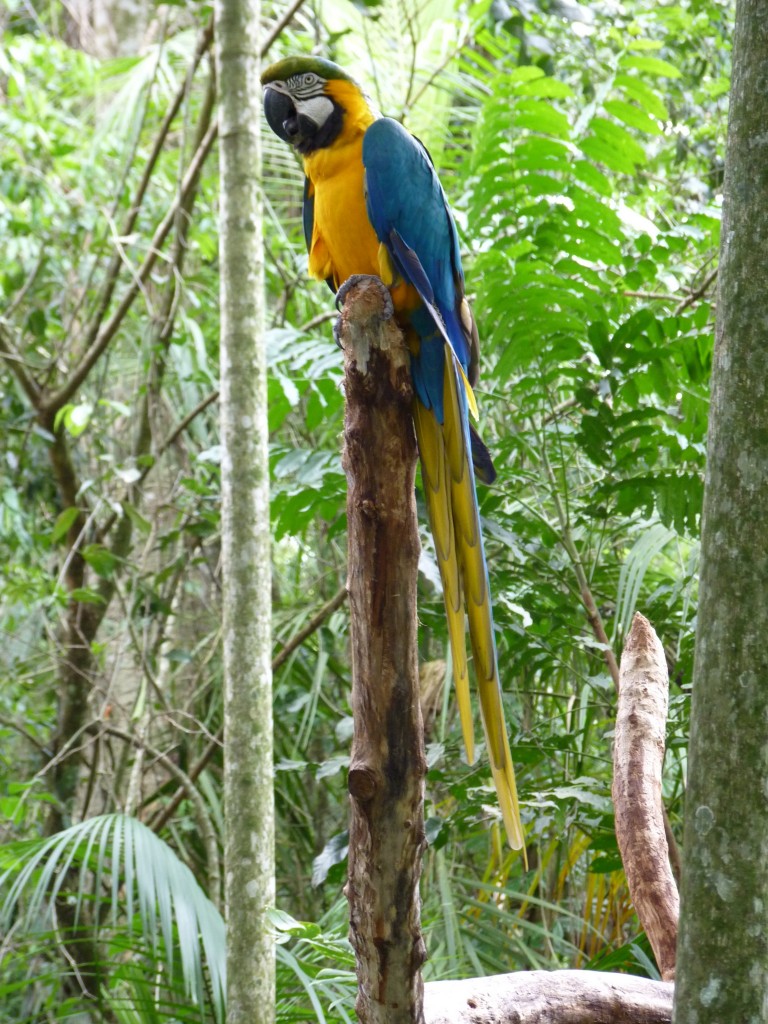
[413,350,525,852]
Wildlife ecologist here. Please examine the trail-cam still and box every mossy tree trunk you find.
[674,5,768,1020]
[215,0,275,1021]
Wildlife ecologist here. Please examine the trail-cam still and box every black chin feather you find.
[294,101,345,154]
[264,85,346,154]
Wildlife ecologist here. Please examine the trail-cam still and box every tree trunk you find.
[216,0,275,1020]
[674,4,768,1020]
[340,278,427,1024]
[63,0,151,57]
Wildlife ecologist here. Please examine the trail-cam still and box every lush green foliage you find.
[1,814,226,1022]
[0,0,728,1019]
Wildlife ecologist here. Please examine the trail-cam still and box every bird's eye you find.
[303,73,317,86]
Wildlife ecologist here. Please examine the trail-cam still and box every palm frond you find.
[1,813,225,1023]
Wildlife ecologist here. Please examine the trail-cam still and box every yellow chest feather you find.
[304,135,380,287]
[301,83,419,313]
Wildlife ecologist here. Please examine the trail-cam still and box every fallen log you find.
[424,969,673,1024]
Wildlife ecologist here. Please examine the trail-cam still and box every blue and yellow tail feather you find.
[415,345,525,853]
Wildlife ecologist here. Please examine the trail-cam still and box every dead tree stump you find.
[613,612,679,981]
[339,277,427,1024]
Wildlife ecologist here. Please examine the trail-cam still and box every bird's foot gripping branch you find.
[334,275,394,349]
[336,273,395,318]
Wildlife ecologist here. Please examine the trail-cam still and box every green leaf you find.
[620,54,683,79]
[582,118,647,174]
[516,77,574,100]
[315,754,349,779]
[81,543,119,578]
[603,99,662,135]
[57,402,93,438]
[512,100,572,138]
[506,65,548,85]
[26,308,47,338]
[614,74,669,121]
[269,908,321,939]
[53,403,73,433]
[589,854,623,873]
[511,136,571,173]
[612,308,656,348]
[312,832,349,887]
[614,522,677,641]
[122,502,151,535]
[571,160,613,197]
[51,506,79,543]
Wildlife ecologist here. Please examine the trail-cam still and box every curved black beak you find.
[263,86,301,146]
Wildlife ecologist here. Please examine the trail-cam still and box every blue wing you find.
[362,118,473,419]
[361,117,524,853]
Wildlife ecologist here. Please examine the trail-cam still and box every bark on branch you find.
[424,970,673,1023]
[613,612,679,981]
[340,278,427,1024]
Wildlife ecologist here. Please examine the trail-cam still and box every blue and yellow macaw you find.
[262,56,524,851]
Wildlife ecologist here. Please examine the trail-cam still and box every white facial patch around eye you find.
[295,95,334,129]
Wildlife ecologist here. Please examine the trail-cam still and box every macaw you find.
[261,56,524,851]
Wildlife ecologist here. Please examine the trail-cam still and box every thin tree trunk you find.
[674,4,768,1020]
[340,278,427,1024]
[216,0,275,1019]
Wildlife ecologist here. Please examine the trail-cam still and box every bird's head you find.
[261,57,362,154]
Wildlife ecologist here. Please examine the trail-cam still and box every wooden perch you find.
[613,612,679,981]
[340,278,427,1024]
[424,970,673,1023]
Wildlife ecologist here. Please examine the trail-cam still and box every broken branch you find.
[613,612,679,981]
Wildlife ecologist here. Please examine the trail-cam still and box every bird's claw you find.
[335,274,368,311]
[335,274,394,320]
[332,315,344,350]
